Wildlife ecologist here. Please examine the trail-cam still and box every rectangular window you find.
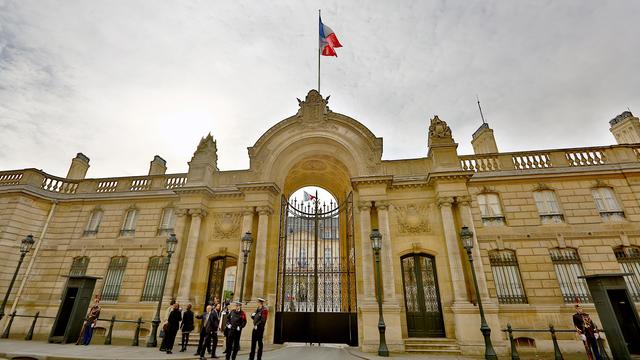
[550,248,591,303]
[69,256,90,276]
[477,193,505,226]
[83,210,103,236]
[120,209,137,236]
[592,187,625,220]
[158,208,176,235]
[614,246,640,302]
[102,257,128,302]
[489,250,527,304]
[140,257,168,302]
[534,190,564,224]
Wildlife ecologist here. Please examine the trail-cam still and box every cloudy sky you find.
[1,0,639,178]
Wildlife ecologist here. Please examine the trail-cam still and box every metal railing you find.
[1,311,147,346]
[503,324,610,360]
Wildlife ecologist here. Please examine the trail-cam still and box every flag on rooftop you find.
[319,16,342,57]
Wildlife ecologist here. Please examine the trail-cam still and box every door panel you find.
[402,254,445,337]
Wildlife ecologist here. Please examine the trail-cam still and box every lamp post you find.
[239,232,253,303]
[370,229,389,357]
[0,235,35,321]
[147,233,178,348]
[460,226,497,360]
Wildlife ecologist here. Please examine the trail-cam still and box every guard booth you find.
[581,273,640,360]
[49,275,99,344]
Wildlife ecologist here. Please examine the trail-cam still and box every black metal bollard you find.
[549,325,564,360]
[1,311,16,339]
[506,324,520,360]
[132,317,142,346]
[104,315,115,345]
[25,312,39,341]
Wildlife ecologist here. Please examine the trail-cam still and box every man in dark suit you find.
[225,301,247,360]
[195,305,219,360]
[249,298,269,360]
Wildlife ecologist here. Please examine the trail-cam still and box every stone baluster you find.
[251,206,272,300]
[457,196,490,302]
[176,208,206,303]
[375,201,396,302]
[358,201,375,302]
[234,208,254,299]
[438,197,467,304]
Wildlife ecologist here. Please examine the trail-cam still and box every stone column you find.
[176,208,205,303]
[457,196,490,301]
[234,208,254,299]
[358,201,375,302]
[438,197,467,304]
[251,206,272,299]
[165,208,188,299]
[376,201,397,302]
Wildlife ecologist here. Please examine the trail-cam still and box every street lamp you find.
[0,235,35,321]
[147,233,178,347]
[460,226,497,360]
[239,232,253,303]
[370,229,389,357]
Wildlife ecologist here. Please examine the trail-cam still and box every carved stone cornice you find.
[358,201,372,211]
[456,196,472,207]
[426,172,474,185]
[236,182,281,196]
[257,205,274,216]
[351,175,393,189]
[437,197,454,208]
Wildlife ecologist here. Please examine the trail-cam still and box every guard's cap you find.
[257,297,266,303]
[234,301,243,305]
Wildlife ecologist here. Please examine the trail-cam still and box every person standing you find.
[180,304,195,352]
[249,298,269,360]
[196,305,219,360]
[225,301,247,360]
[159,299,176,352]
[164,302,182,354]
[582,313,602,360]
[210,302,222,358]
[76,295,101,345]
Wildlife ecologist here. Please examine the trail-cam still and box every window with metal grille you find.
[83,209,103,236]
[614,246,640,301]
[69,256,90,276]
[102,257,128,302]
[550,248,591,303]
[489,250,527,304]
[140,256,168,302]
[477,193,505,226]
[592,187,625,221]
[158,208,175,235]
[533,190,564,224]
[120,208,137,236]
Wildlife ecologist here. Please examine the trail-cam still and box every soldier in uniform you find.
[225,301,247,360]
[249,298,269,360]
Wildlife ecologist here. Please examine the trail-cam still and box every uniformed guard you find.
[249,298,269,360]
[225,301,247,360]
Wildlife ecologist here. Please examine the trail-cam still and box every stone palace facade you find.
[1,90,640,356]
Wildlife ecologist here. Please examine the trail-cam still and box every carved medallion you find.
[213,213,241,239]
[394,204,431,234]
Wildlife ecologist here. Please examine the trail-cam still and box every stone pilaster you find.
[457,196,490,302]
[438,197,467,304]
[176,208,206,303]
[375,201,396,302]
[358,201,374,302]
[251,206,272,300]
[165,208,187,299]
[234,207,254,300]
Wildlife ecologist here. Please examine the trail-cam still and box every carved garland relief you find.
[394,204,432,234]
[213,213,242,239]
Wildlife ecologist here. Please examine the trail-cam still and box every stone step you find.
[404,338,462,355]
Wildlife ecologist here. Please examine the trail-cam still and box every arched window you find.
[102,257,128,302]
[141,256,168,302]
[83,208,103,236]
[614,246,640,301]
[533,190,564,224]
[592,187,624,221]
[477,193,505,226]
[549,248,591,303]
[69,256,90,276]
[489,250,527,304]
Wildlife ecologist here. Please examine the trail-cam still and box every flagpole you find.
[318,9,321,94]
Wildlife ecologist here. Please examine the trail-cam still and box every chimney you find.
[66,153,90,180]
[609,111,640,144]
[148,155,167,175]
[471,123,499,154]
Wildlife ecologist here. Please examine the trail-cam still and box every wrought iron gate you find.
[204,256,236,308]
[401,254,445,337]
[274,192,358,345]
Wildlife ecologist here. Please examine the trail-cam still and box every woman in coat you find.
[180,303,195,352]
[164,302,182,354]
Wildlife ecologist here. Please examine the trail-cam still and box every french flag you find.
[319,16,342,57]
